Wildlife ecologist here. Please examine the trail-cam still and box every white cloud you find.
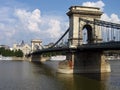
[14,8,66,37]
[82,1,120,24]
[47,19,61,38]
[14,9,41,32]
[101,13,120,23]
[82,0,105,11]
[100,13,110,21]
[110,14,120,23]
[0,7,68,46]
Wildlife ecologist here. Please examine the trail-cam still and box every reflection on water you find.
[0,60,119,90]
[56,72,112,90]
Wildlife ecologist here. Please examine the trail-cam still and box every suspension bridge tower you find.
[62,6,111,73]
[67,6,103,47]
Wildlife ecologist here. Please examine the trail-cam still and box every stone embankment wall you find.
[12,57,31,61]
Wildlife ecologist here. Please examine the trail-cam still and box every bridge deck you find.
[31,41,120,55]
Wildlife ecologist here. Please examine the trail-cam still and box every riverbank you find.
[12,57,31,61]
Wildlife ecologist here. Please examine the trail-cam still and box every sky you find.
[0,0,120,47]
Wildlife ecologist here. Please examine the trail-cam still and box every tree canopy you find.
[0,47,23,57]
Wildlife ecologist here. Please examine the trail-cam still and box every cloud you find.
[101,13,120,23]
[82,0,105,11]
[14,8,67,38]
[0,6,68,46]
[110,14,120,23]
[82,1,120,24]
[14,9,41,32]
[0,7,17,44]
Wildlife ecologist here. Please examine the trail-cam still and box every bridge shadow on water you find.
[56,73,110,90]
[31,61,57,76]
[31,61,110,90]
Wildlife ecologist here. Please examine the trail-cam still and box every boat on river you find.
[0,55,12,60]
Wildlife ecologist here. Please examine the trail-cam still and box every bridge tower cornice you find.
[67,6,103,17]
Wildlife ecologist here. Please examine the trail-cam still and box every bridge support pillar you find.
[31,54,49,62]
[30,54,42,62]
[58,51,111,73]
[73,51,111,73]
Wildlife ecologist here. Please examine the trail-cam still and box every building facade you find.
[13,41,31,56]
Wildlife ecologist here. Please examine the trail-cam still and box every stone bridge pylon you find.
[67,6,103,47]
[60,6,111,73]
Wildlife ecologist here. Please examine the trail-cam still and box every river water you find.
[0,60,120,90]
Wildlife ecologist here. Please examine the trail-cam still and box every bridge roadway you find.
[31,41,120,55]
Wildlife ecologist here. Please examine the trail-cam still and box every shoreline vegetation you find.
[0,47,31,61]
[0,47,23,58]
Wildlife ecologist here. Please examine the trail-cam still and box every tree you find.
[0,47,23,57]
[14,49,23,57]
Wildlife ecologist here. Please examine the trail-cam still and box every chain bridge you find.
[30,6,120,73]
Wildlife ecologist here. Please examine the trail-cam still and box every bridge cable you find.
[107,27,109,42]
[50,28,70,48]
[111,28,113,41]
[79,18,120,29]
[118,30,120,41]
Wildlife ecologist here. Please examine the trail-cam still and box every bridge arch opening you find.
[82,24,93,44]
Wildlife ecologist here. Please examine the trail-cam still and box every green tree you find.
[14,49,23,57]
[0,47,23,57]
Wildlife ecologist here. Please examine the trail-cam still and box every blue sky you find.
[0,0,120,47]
